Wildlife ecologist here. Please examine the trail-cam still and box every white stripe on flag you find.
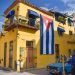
[49,25,52,54]
[43,23,46,54]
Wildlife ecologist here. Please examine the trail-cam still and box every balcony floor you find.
[4,24,38,31]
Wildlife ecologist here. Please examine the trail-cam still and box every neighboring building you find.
[0,0,75,71]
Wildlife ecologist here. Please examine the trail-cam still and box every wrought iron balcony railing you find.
[4,15,40,30]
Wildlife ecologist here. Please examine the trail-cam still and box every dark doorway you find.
[4,42,7,67]
[55,44,60,62]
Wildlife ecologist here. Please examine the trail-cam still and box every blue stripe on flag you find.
[51,21,54,54]
[40,15,43,54]
[46,30,49,54]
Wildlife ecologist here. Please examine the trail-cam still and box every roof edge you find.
[4,1,54,16]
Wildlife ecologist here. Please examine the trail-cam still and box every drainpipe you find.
[15,16,20,72]
[16,16,22,72]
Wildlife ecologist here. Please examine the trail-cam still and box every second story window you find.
[6,10,15,25]
[57,27,65,36]
[28,10,39,27]
[68,18,73,26]
[55,12,66,24]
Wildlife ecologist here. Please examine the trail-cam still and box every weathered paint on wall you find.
[0,29,17,70]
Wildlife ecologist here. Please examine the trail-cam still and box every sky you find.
[0,0,14,31]
[0,0,75,30]
[26,0,75,12]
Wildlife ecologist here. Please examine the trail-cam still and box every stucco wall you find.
[0,28,17,70]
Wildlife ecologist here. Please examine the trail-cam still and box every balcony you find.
[3,15,40,31]
[55,12,66,24]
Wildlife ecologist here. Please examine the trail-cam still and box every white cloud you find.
[62,0,75,9]
[61,0,75,4]
[0,22,3,25]
[67,3,75,10]
[61,0,75,13]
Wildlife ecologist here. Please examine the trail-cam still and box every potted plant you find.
[35,23,40,29]
[58,16,66,24]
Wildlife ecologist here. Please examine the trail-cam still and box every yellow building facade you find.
[0,0,75,71]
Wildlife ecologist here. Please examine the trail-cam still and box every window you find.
[55,44,59,61]
[68,18,73,26]
[9,41,13,58]
[20,47,24,57]
[28,18,36,27]
[55,12,66,24]
[26,41,33,48]
[28,10,39,27]
[57,27,65,36]
[69,31,73,35]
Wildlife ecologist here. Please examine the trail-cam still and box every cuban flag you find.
[40,15,54,54]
